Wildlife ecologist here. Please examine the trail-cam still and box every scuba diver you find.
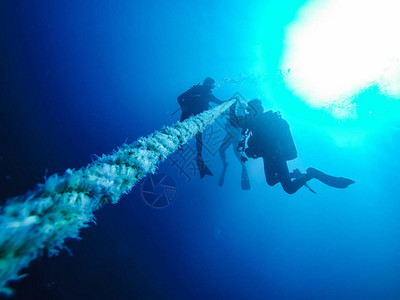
[218,94,250,190]
[236,99,355,194]
[177,77,225,178]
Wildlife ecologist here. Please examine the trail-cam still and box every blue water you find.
[1,1,400,299]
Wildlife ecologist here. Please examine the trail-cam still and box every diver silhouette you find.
[236,99,355,194]
[219,94,250,190]
[177,77,225,178]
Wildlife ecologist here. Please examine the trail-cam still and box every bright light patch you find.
[281,0,400,118]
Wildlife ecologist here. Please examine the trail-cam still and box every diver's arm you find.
[209,94,224,105]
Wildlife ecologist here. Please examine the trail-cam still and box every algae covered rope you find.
[0,100,235,296]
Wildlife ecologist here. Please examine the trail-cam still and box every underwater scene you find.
[1,0,400,299]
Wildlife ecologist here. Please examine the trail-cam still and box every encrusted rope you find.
[0,100,234,296]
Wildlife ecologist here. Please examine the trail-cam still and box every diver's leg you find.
[195,132,213,178]
[234,142,250,190]
[218,134,232,186]
[263,157,280,187]
[195,132,203,159]
[219,133,232,165]
[240,163,250,190]
[276,160,312,194]
[232,140,243,161]
[289,168,303,178]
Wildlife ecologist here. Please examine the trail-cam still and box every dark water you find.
[1,1,400,299]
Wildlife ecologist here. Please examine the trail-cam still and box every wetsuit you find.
[178,84,223,121]
[242,110,354,194]
[177,84,224,178]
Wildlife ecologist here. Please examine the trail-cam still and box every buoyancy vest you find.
[244,111,297,160]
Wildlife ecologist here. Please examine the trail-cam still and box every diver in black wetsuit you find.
[218,96,250,190]
[237,99,355,194]
[177,77,224,178]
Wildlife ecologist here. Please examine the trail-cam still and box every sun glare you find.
[281,0,400,118]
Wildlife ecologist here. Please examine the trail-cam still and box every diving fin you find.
[307,168,355,189]
[219,162,228,186]
[196,158,213,179]
[304,183,317,194]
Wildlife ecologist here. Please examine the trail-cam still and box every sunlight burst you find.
[281,0,400,118]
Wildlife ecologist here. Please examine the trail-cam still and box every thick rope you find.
[0,100,234,296]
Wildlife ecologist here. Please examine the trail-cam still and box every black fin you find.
[304,183,317,194]
[197,158,213,179]
[307,168,355,189]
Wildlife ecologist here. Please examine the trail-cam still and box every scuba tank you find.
[244,111,297,160]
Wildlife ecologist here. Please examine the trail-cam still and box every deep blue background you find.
[1,1,400,299]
